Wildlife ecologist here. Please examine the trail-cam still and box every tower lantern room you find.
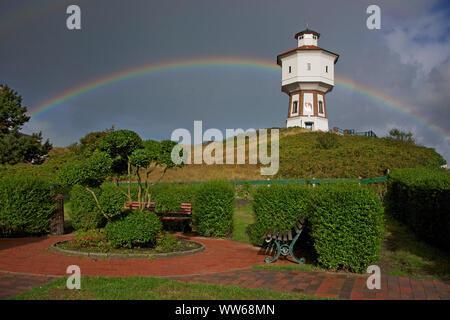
[277,28,339,131]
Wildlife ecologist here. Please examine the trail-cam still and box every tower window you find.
[307,63,311,71]
[326,66,328,73]
[313,35,317,39]
[319,101,324,114]
[292,101,298,114]
[289,66,291,73]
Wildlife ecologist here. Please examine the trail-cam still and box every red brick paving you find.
[0,234,449,300]
[0,234,263,277]
[0,272,57,299]
[170,269,450,300]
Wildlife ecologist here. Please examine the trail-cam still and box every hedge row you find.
[0,176,56,236]
[72,181,234,238]
[248,182,384,273]
[385,168,450,252]
[247,184,310,245]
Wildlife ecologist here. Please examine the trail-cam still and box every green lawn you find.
[380,216,450,281]
[11,276,329,300]
[232,201,254,244]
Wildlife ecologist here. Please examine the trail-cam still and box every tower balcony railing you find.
[331,127,377,138]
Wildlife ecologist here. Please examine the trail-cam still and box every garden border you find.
[49,238,205,259]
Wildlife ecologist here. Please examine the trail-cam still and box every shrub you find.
[56,151,112,188]
[105,211,162,248]
[193,181,234,238]
[309,183,384,273]
[69,184,104,230]
[98,185,127,219]
[248,183,311,245]
[69,228,107,250]
[0,176,56,236]
[150,183,197,212]
[316,132,340,149]
[385,168,450,252]
[156,232,181,252]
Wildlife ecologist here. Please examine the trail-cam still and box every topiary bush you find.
[192,180,234,238]
[105,211,162,248]
[98,184,127,220]
[69,184,104,231]
[0,176,56,236]
[150,183,197,212]
[385,168,450,252]
[308,182,384,273]
[247,183,311,246]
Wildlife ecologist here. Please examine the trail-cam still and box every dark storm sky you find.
[1,0,449,162]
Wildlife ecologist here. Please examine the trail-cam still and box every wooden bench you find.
[125,201,155,211]
[125,201,192,233]
[262,218,306,264]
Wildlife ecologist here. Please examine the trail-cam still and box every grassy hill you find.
[154,128,446,182]
[1,128,445,182]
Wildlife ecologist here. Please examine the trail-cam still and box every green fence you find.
[112,176,387,186]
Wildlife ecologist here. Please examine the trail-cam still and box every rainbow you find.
[27,57,450,140]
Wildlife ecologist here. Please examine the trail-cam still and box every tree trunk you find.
[127,158,131,202]
[136,167,143,210]
[85,186,108,220]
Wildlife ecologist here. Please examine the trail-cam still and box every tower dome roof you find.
[294,28,320,39]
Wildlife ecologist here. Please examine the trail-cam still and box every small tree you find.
[68,127,114,156]
[0,85,52,164]
[57,151,123,221]
[387,128,415,144]
[129,139,185,208]
[100,130,143,201]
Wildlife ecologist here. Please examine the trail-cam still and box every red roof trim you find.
[276,46,340,65]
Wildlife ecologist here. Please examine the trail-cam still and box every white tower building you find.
[277,29,339,131]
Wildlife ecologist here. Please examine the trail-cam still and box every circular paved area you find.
[1,234,449,300]
[0,234,265,277]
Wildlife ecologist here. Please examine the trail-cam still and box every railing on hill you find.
[112,176,387,186]
[331,127,377,138]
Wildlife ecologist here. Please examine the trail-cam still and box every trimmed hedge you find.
[308,183,384,273]
[69,184,104,231]
[192,181,235,238]
[98,185,127,219]
[105,211,162,248]
[385,168,450,252]
[0,176,56,236]
[248,182,384,273]
[248,184,310,245]
[150,183,197,212]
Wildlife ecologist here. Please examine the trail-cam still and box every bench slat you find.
[161,217,191,221]
[288,230,292,241]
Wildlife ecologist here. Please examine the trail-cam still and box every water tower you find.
[277,29,339,130]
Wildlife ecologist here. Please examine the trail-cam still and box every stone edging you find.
[49,239,205,259]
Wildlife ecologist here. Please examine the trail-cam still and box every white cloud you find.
[384,10,450,77]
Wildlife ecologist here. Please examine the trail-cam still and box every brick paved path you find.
[170,268,450,300]
[0,272,58,299]
[0,235,449,300]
